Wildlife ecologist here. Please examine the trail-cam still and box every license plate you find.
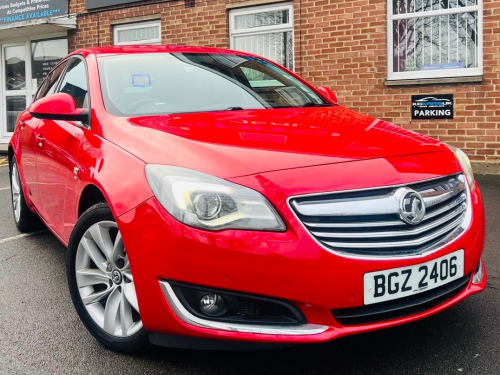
[363,250,464,305]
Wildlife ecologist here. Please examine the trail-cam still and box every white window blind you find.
[114,20,161,45]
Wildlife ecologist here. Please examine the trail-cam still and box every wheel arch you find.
[78,184,108,217]
[8,145,14,167]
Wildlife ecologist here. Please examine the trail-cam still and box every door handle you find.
[36,135,45,147]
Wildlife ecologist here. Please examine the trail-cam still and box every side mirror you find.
[30,93,89,123]
[317,86,338,104]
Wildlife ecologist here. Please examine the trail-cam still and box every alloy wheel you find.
[11,162,21,223]
[75,221,142,337]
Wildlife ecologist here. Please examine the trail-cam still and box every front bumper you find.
[116,178,486,347]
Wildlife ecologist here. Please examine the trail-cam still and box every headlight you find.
[447,145,475,191]
[145,165,286,231]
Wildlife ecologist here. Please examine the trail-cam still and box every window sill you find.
[384,76,483,87]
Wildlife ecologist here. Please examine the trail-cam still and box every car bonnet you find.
[101,105,447,179]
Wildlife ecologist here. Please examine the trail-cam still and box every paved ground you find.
[0,161,498,375]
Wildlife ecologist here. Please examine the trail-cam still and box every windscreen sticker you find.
[132,74,152,87]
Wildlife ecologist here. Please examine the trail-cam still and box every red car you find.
[8,46,486,352]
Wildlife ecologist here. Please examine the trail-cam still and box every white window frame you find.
[113,20,161,45]
[387,0,483,80]
[229,3,294,70]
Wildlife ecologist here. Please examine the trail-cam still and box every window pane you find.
[58,59,88,108]
[31,38,68,89]
[5,46,26,90]
[234,31,294,70]
[241,66,285,87]
[116,24,160,44]
[6,96,26,132]
[393,12,478,72]
[235,10,289,30]
[393,0,478,15]
[36,62,67,101]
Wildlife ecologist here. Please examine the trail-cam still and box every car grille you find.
[331,274,470,325]
[289,174,470,257]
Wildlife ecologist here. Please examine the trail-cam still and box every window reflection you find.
[5,46,26,90]
[31,38,68,89]
[6,96,26,133]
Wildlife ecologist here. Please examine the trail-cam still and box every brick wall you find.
[69,0,231,50]
[69,0,500,173]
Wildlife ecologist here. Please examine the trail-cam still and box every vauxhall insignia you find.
[395,188,426,225]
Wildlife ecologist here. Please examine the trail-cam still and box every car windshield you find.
[97,52,330,116]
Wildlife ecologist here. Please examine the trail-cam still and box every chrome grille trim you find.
[310,205,466,239]
[303,219,406,228]
[288,174,472,259]
[291,195,398,217]
[322,214,465,248]
[291,177,465,216]
[420,194,466,222]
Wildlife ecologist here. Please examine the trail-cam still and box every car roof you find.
[69,45,248,57]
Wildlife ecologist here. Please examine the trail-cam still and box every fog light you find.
[199,293,227,317]
[192,192,222,220]
[472,260,484,284]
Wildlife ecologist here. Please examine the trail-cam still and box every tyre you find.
[66,202,149,353]
[10,158,42,232]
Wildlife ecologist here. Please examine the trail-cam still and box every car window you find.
[35,61,67,101]
[179,53,326,108]
[97,53,329,116]
[57,58,89,108]
[240,66,284,88]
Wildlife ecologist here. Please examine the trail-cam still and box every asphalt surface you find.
[0,158,498,375]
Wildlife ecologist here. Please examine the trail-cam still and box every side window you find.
[58,58,89,108]
[35,62,67,101]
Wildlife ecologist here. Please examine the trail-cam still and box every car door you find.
[17,62,68,205]
[34,57,89,239]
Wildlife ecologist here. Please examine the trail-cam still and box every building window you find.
[388,0,482,80]
[113,20,161,45]
[31,38,68,89]
[229,3,294,70]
